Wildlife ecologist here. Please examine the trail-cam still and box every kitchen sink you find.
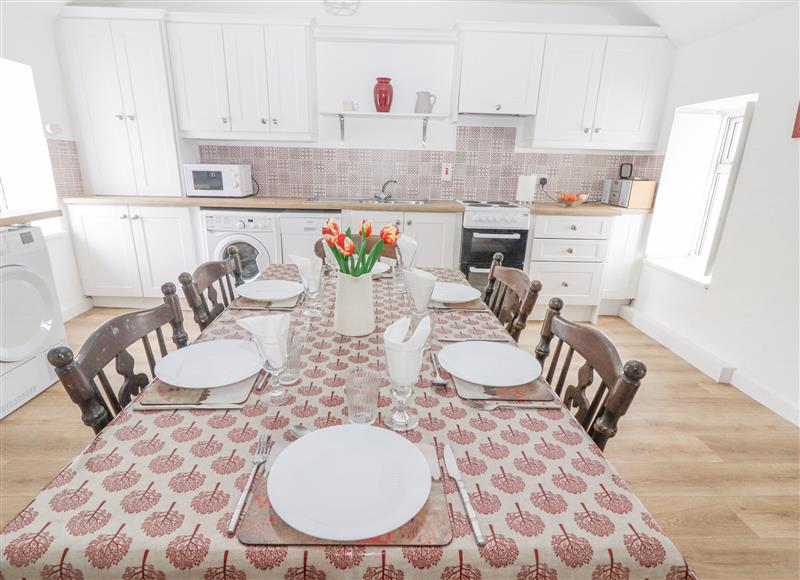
[305,196,430,205]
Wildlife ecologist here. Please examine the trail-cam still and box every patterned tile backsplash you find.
[200,127,663,202]
[48,139,84,197]
[53,127,663,201]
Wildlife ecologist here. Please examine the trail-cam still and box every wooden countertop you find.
[0,208,63,227]
[60,196,464,214]
[522,202,652,216]
[60,196,651,217]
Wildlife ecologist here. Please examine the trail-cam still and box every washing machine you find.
[0,226,66,418]
[201,209,283,282]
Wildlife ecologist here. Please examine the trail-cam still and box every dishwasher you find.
[279,211,341,262]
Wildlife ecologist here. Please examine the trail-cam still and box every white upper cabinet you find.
[60,18,180,196]
[60,19,136,195]
[458,31,545,115]
[534,35,606,143]
[223,24,271,133]
[168,20,312,137]
[534,34,672,149]
[591,37,672,147]
[168,23,231,132]
[112,21,182,196]
[265,25,311,133]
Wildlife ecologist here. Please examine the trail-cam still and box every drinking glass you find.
[384,336,424,431]
[385,376,419,431]
[254,338,290,406]
[393,252,407,295]
[300,262,324,318]
[345,369,380,425]
[278,326,304,386]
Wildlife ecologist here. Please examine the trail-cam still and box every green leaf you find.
[366,239,385,272]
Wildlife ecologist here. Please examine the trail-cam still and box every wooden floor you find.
[1,309,798,579]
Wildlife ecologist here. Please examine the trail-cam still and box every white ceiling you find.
[74,0,790,46]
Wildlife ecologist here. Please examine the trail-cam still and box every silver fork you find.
[429,350,447,387]
[227,434,271,534]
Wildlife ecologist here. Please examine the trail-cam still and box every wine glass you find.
[277,326,303,387]
[300,262,324,319]
[253,336,290,406]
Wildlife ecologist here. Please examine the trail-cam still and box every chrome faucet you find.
[376,179,397,202]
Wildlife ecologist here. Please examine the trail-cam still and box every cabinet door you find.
[112,20,182,196]
[534,35,606,143]
[592,37,672,147]
[59,19,136,195]
[223,24,271,133]
[341,211,404,233]
[67,205,142,296]
[129,206,199,298]
[168,23,230,132]
[458,31,545,115]
[404,213,460,268]
[601,214,650,300]
[265,25,311,133]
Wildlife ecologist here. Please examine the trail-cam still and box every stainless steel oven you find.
[457,201,531,290]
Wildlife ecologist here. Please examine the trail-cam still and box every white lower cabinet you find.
[68,204,198,298]
[601,214,650,300]
[341,210,461,267]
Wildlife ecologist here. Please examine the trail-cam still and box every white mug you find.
[342,100,359,112]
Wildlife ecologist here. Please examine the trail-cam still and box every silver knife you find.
[444,444,485,546]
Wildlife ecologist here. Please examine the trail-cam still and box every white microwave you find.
[183,164,254,197]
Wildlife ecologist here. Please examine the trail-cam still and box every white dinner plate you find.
[237,280,304,302]
[155,340,262,389]
[430,282,481,304]
[437,341,542,387]
[268,424,431,541]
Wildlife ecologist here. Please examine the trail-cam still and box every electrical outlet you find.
[440,163,453,182]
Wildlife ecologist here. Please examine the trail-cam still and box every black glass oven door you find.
[461,228,528,265]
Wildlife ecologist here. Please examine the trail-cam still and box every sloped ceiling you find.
[630,0,789,46]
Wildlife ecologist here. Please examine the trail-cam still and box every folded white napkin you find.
[289,253,322,293]
[405,268,436,314]
[237,314,290,366]
[383,316,431,385]
[396,235,418,267]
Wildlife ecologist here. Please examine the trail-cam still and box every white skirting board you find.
[620,305,799,426]
[61,297,93,321]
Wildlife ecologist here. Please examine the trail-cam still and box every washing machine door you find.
[0,265,58,363]
[213,234,272,282]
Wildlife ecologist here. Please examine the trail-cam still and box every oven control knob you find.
[236,220,246,230]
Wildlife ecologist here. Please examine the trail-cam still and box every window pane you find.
[698,172,730,257]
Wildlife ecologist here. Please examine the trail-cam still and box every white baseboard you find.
[92,296,165,309]
[61,298,93,321]
[620,305,800,427]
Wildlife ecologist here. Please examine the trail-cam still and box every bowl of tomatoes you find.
[557,193,589,207]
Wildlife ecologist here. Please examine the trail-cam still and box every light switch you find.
[440,163,453,182]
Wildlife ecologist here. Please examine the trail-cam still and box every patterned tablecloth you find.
[0,266,695,579]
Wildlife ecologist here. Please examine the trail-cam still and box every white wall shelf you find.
[319,111,447,146]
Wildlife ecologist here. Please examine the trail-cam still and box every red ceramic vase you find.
[374,77,393,112]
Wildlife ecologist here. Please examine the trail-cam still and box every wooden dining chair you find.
[180,245,244,331]
[483,252,543,342]
[535,297,647,450]
[47,283,188,434]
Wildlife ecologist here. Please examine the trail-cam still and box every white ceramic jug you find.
[414,92,437,114]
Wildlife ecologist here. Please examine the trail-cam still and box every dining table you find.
[0,265,696,579]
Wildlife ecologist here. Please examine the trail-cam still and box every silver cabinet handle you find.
[260,118,267,125]
[495,104,502,111]
[406,219,412,226]
[114,114,124,120]
[561,281,569,287]
[583,128,590,134]
[119,214,128,219]
[594,128,601,133]
[221,117,228,124]
[271,118,278,125]
[131,214,140,220]
[395,220,401,226]
[566,248,574,254]
[570,224,577,231]
[126,114,135,121]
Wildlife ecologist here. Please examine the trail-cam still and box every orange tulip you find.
[360,218,373,237]
[335,233,355,256]
[324,233,337,247]
[322,217,340,238]
[379,224,400,245]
